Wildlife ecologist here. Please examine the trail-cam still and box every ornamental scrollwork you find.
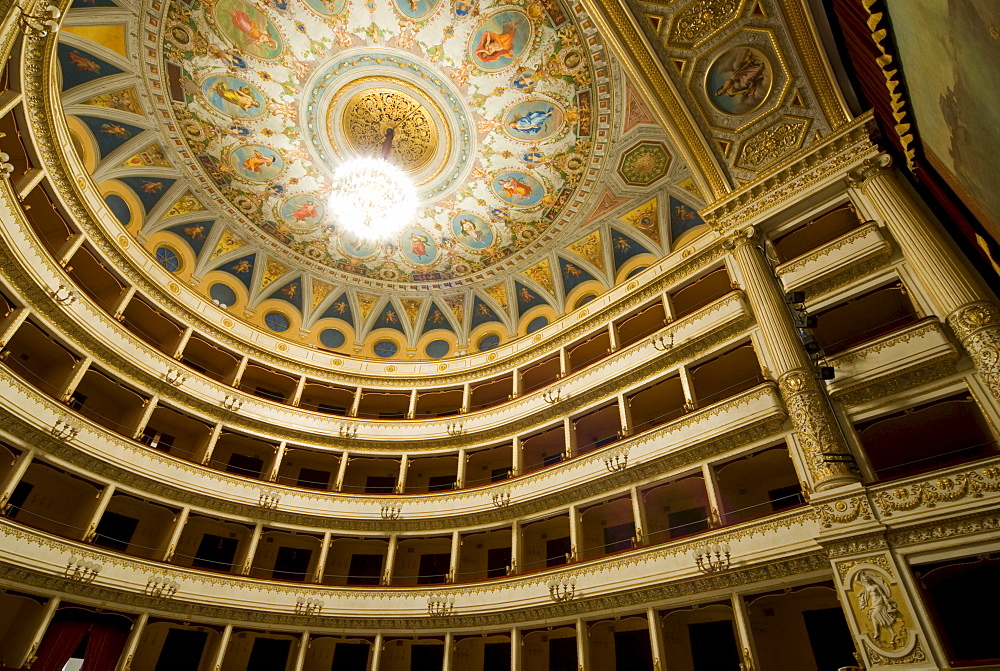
[667,0,741,47]
[872,466,1000,515]
[814,495,873,528]
[735,118,809,172]
[947,301,1000,402]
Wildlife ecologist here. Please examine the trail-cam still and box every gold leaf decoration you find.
[260,258,289,290]
[567,230,604,269]
[484,283,509,310]
[209,228,246,260]
[356,292,379,321]
[619,197,660,243]
[522,259,555,295]
[310,279,334,311]
[165,191,206,217]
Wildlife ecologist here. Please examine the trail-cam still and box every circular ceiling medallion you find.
[339,85,440,174]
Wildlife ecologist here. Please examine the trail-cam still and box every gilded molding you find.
[734,116,810,172]
[871,465,1000,516]
[886,510,1000,549]
[777,368,858,490]
[814,495,873,529]
[947,301,1000,403]
[832,357,958,407]
[774,220,883,277]
[665,0,742,48]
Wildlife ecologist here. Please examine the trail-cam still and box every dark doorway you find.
[272,546,312,581]
[483,641,511,671]
[614,629,653,671]
[93,511,139,552]
[913,553,1000,665]
[417,553,450,584]
[347,553,383,585]
[603,522,636,554]
[688,620,740,670]
[802,608,859,671]
[297,468,330,489]
[247,637,291,671]
[427,475,456,492]
[549,636,577,671]
[155,628,207,671]
[332,642,370,670]
[667,506,709,539]
[226,453,264,479]
[192,533,239,572]
[546,536,572,567]
[365,475,397,493]
[487,547,512,578]
[5,481,32,517]
[410,644,443,670]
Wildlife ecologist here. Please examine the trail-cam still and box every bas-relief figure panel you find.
[884,0,1000,243]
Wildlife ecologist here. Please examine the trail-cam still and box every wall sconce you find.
[651,332,674,351]
[338,424,357,438]
[145,575,179,598]
[222,395,243,411]
[51,419,79,441]
[0,152,14,178]
[603,446,628,472]
[380,503,402,520]
[52,285,76,306]
[547,577,576,602]
[258,490,280,509]
[66,557,102,582]
[446,422,464,436]
[427,595,455,616]
[164,368,187,387]
[21,1,61,37]
[542,387,564,404]
[295,597,323,615]
[692,542,731,573]
[491,488,511,508]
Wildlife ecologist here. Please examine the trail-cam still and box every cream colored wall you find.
[660,603,736,671]
[173,515,253,571]
[588,616,649,671]
[101,495,176,559]
[0,592,45,668]
[323,537,389,585]
[458,526,513,581]
[580,496,634,559]
[522,627,575,671]
[392,536,452,585]
[522,515,571,571]
[131,622,221,671]
[16,462,100,538]
[221,631,299,671]
[249,531,323,580]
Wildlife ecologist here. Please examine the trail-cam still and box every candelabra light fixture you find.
[491,488,511,508]
[380,503,402,520]
[20,0,61,36]
[145,575,179,598]
[0,151,14,178]
[651,332,674,351]
[547,577,577,602]
[66,557,102,582]
[603,446,629,472]
[692,542,731,573]
[542,387,564,404]
[327,158,418,240]
[427,595,455,616]
[295,597,324,615]
[258,490,281,509]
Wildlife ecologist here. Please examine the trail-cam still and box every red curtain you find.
[31,613,90,671]
[80,615,131,671]
[31,610,132,671]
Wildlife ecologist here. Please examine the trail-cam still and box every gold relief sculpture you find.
[340,86,439,173]
[948,301,1000,402]
[872,464,1000,515]
[667,0,742,48]
[734,117,809,171]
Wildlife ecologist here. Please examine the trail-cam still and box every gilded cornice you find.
[582,0,730,200]
[0,367,787,531]
[701,112,879,235]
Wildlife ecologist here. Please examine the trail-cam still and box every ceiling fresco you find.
[48,0,847,360]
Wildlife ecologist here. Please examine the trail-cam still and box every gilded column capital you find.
[847,153,893,190]
[947,301,1000,401]
[777,369,859,491]
[721,226,759,251]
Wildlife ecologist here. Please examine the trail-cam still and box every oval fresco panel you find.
[400,228,438,265]
[503,100,563,141]
[491,172,543,208]
[341,233,378,257]
[302,0,345,15]
[470,10,532,70]
[212,0,283,60]
[279,194,324,231]
[452,214,493,250]
[202,76,266,118]
[229,144,283,181]
[394,0,439,20]
[706,46,772,115]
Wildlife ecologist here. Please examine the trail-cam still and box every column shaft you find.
[646,607,666,671]
[370,633,383,671]
[575,619,590,671]
[731,593,761,671]
[383,534,398,585]
[293,631,310,671]
[449,530,461,582]
[0,448,34,509]
[240,523,263,575]
[314,531,331,583]
[162,506,189,561]
[210,625,233,671]
[19,596,59,669]
[115,612,148,671]
[83,483,115,542]
[510,627,522,671]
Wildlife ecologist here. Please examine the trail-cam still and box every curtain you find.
[31,612,90,671]
[80,615,132,671]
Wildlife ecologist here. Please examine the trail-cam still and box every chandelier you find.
[327,157,417,240]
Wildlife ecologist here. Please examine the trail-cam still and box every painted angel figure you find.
[856,571,900,643]
[241,149,275,173]
[475,20,520,62]
[508,106,555,135]
[212,80,260,112]
[460,218,486,244]
[715,49,766,101]
[223,7,278,51]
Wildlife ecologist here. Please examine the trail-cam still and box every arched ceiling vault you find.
[26,0,856,366]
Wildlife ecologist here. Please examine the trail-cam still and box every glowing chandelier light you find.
[327,157,418,241]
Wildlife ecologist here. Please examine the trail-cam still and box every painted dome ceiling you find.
[52,0,726,359]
